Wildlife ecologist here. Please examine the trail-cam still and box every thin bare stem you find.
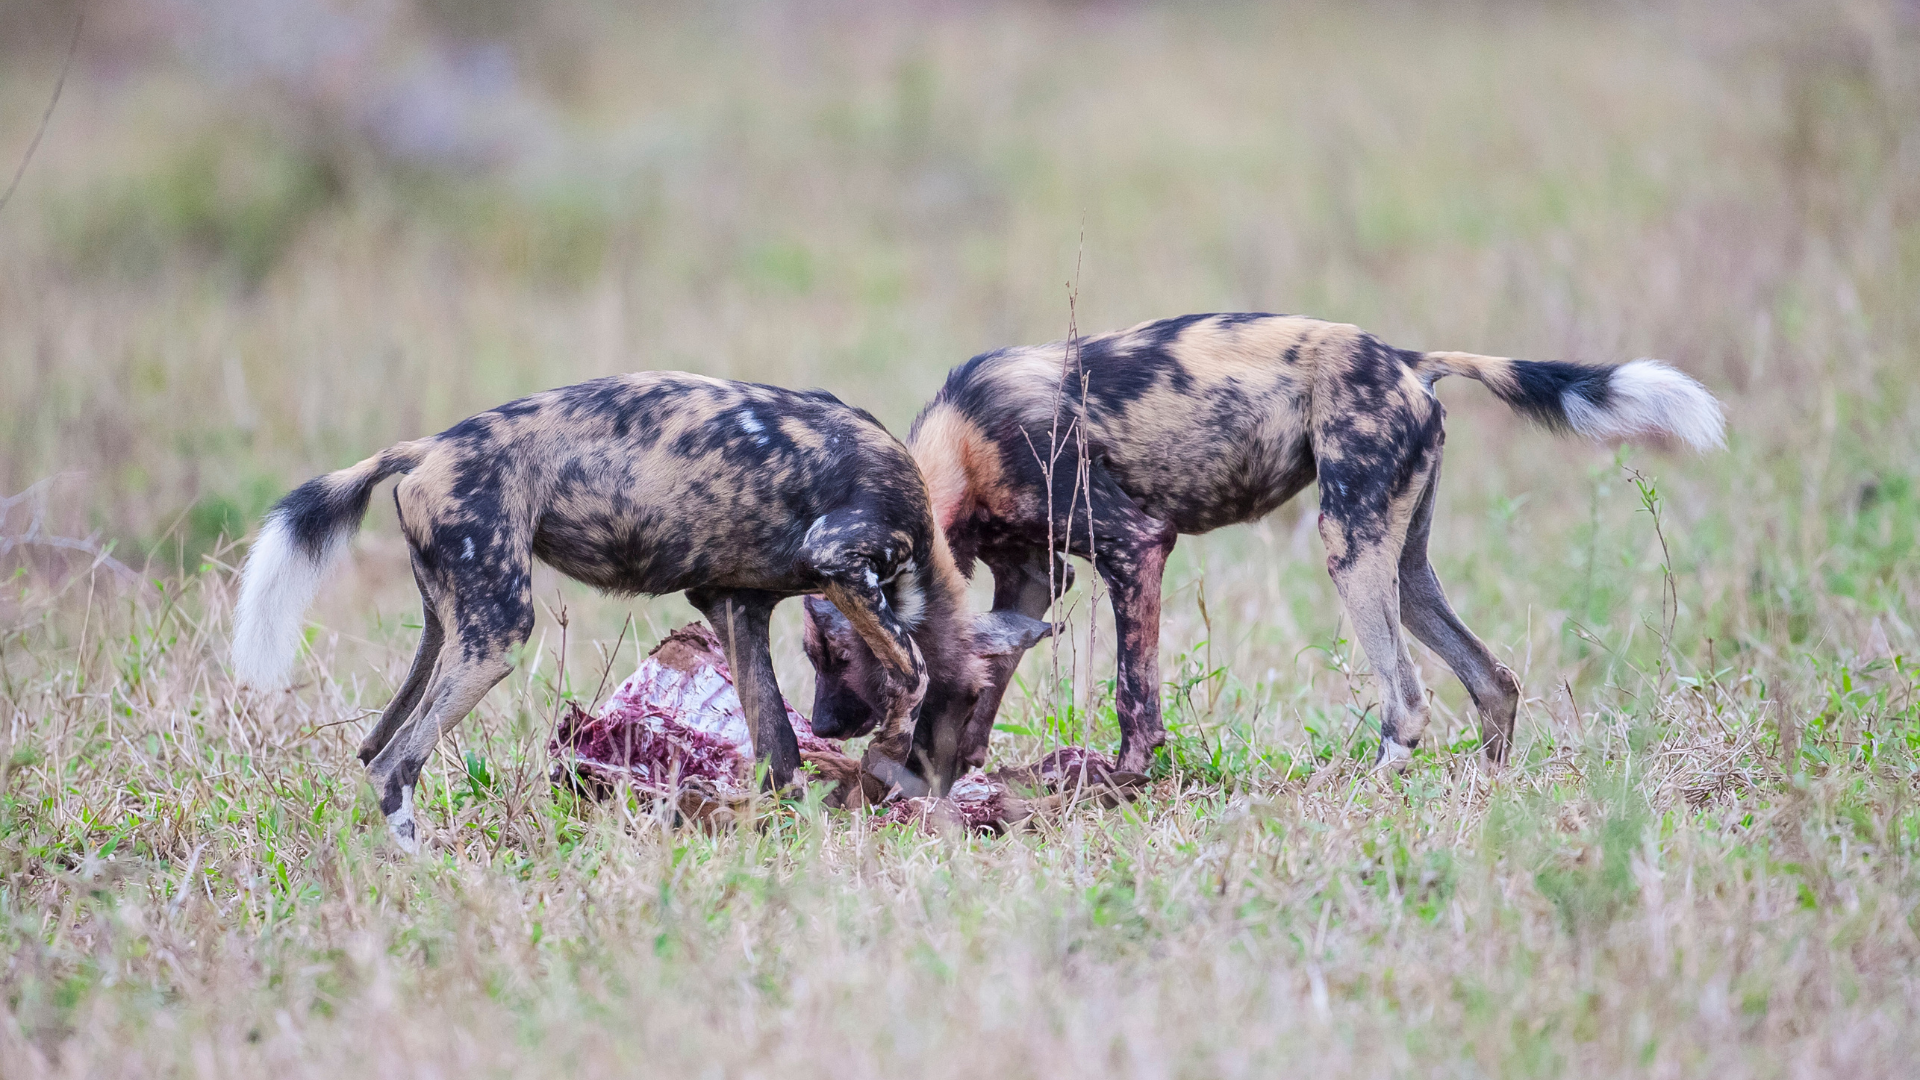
[0,0,86,216]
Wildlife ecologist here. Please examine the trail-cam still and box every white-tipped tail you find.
[1564,359,1726,451]
[230,513,352,688]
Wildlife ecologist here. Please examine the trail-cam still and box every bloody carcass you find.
[550,623,1142,831]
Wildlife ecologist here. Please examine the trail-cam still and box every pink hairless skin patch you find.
[549,623,1143,831]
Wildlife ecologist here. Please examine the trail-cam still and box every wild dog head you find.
[802,594,1051,775]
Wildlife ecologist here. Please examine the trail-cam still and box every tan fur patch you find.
[912,404,1008,532]
[1422,351,1519,397]
[1159,314,1340,381]
[974,345,1077,429]
[776,414,828,453]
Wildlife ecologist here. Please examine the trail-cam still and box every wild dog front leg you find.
[817,573,930,797]
[689,589,800,790]
[1064,464,1177,775]
[801,513,932,795]
[1099,526,1177,774]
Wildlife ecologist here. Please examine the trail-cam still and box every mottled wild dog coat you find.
[232,373,1050,850]
[804,314,1725,774]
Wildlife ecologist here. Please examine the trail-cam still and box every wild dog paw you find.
[386,784,421,854]
[1374,739,1415,772]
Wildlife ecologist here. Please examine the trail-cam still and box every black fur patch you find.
[1501,359,1614,434]
[273,473,378,560]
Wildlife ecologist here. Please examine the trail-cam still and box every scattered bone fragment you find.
[989,746,1145,798]
[877,772,1036,834]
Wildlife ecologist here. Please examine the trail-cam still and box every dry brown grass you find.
[3,2,1919,1076]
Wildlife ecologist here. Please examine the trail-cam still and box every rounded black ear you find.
[972,610,1055,658]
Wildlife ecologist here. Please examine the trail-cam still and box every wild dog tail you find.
[1419,351,1725,450]
[231,440,432,688]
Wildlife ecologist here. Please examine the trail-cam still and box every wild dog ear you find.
[972,611,1055,657]
[803,594,858,655]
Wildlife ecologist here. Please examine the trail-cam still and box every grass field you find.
[4,1,1920,1076]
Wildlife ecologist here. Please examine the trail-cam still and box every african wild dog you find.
[803,314,1725,776]
[231,373,1050,850]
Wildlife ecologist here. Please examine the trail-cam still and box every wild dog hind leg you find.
[357,553,446,765]
[1313,435,1434,763]
[1311,334,1449,766]
[364,546,533,851]
[1396,464,1520,763]
[364,643,520,853]
[1318,512,1429,766]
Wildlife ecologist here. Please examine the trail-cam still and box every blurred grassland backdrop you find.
[3,1,1920,1077]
